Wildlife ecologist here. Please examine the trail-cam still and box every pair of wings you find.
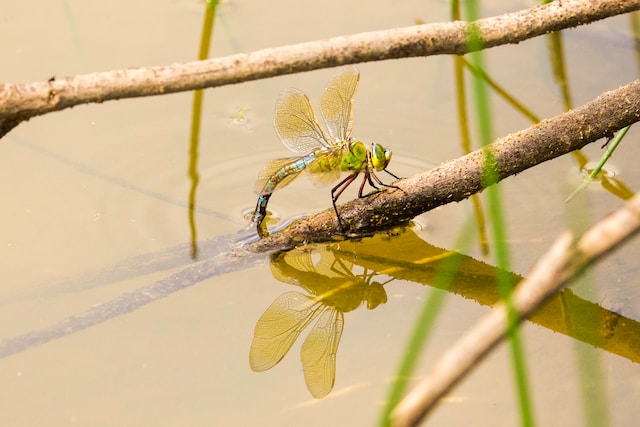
[249,291,344,399]
[249,249,357,398]
[254,67,361,193]
[275,66,359,154]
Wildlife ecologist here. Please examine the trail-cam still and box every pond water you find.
[1,1,639,426]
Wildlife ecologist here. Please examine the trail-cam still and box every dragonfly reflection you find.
[249,246,390,398]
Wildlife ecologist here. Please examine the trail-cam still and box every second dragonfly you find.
[251,66,399,238]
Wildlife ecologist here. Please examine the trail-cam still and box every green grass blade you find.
[465,0,535,424]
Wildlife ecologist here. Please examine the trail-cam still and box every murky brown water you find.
[1,1,639,425]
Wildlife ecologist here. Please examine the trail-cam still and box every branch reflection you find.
[250,229,640,399]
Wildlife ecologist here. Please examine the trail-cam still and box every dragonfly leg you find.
[384,169,400,180]
[358,168,380,198]
[366,169,402,196]
[358,168,403,198]
[372,169,400,189]
[331,172,359,232]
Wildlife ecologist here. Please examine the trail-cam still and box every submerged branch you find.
[1,0,637,137]
[247,79,640,252]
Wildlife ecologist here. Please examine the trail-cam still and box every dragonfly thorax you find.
[340,139,369,172]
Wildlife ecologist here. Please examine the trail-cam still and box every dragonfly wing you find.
[307,167,341,187]
[274,88,333,153]
[301,308,344,398]
[305,147,345,187]
[315,249,354,278]
[250,292,323,372]
[253,156,306,194]
[270,250,316,285]
[320,66,360,142]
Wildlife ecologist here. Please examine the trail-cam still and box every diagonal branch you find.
[246,79,640,252]
[1,0,638,137]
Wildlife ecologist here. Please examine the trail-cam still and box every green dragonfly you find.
[251,66,399,238]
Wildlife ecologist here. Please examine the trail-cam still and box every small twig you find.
[390,192,640,427]
[246,79,640,252]
[1,0,637,137]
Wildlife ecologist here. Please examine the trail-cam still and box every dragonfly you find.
[251,66,399,238]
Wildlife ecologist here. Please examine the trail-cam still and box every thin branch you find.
[390,192,640,427]
[246,79,640,252]
[1,0,638,137]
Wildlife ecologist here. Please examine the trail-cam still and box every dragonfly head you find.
[370,143,392,171]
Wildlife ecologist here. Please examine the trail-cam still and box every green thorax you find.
[340,140,368,172]
[304,140,366,175]
[306,139,392,176]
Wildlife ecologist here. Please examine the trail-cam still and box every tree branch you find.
[246,79,640,252]
[1,0,637,137]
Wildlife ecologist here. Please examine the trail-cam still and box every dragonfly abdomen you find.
[252,193,272,237]
[262,152,320,194]
[252,151,324,238]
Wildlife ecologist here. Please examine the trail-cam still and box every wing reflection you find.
[249,247,390,398]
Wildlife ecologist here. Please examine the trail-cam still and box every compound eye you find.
[384,147,393,164]
[371,143,392,171]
